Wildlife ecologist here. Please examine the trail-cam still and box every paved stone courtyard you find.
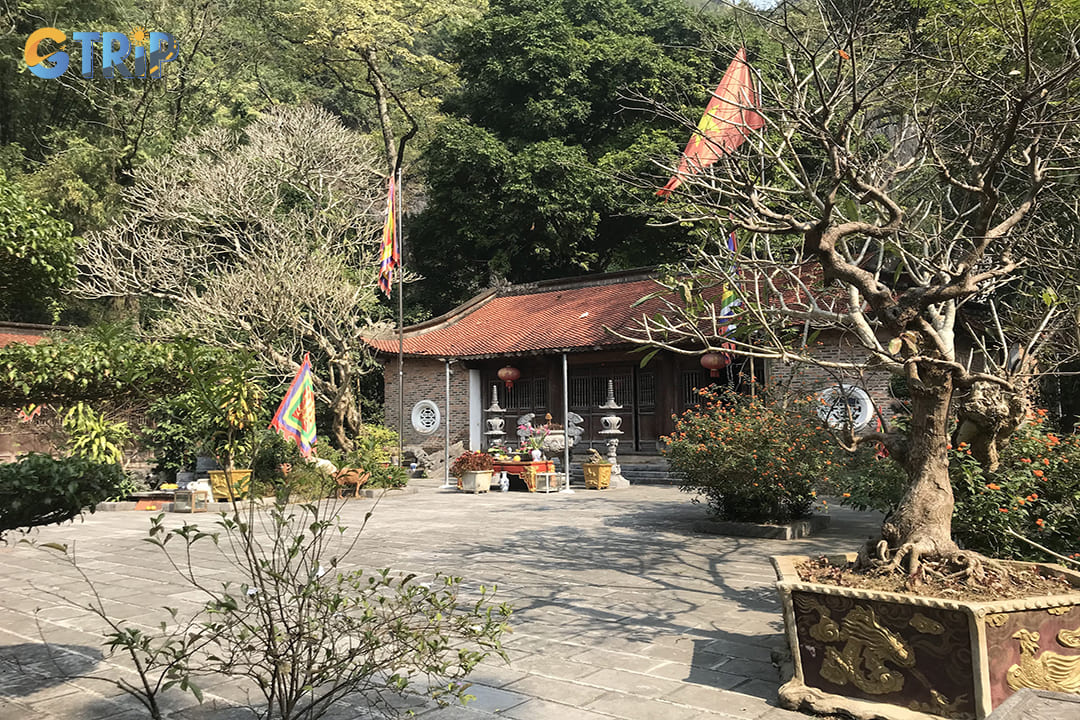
[0,480,881,720]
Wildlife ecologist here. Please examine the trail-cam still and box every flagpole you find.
[396,165,405,468]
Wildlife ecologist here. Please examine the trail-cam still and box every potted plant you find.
[450,450,495,494]
[194,361,264,503]
[582,448,611,490]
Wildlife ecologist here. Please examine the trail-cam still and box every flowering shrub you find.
[950,414,1080,561]
[450,450,494,477]
[664,387,840,523]
[834,410,1080,561]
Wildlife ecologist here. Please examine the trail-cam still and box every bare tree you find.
[74,106,388,448]
[620,0,1080,576]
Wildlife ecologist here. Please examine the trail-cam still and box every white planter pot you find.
[461,470,493,494]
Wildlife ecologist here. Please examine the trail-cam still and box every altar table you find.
[492,460,555,492]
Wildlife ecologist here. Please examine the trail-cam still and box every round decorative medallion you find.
[410,400,440,435]
[816,384,874,431]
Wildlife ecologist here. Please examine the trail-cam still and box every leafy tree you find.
[408,0,738,314]
[73,107,390,448]
[0,0,334,234]
[0,173,79,323]
[622,0,1080,578]
[279,0,485,172]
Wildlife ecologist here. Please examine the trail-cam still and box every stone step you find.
[566,463,683,486]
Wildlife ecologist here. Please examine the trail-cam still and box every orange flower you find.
[842,492,851,498]
[986,482,1001,490]
[1036,518,1046,528]
[999,508,1009,513]
[1017,498,1026,506]
[1042,458,1050,465]
[1037,408,1048,416]
[1033,469,1045,478]
[1028,493,1039,501]
[1021,457,1032,463]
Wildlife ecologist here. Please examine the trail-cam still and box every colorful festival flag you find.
[377,176,399,296]
[658,48,765,198]
[270,354,317,457]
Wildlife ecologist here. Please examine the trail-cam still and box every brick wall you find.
[383,358,471,453]
[766,331,894,415]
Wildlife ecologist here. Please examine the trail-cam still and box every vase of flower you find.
[530,448,543,462]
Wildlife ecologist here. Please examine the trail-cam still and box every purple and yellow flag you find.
[377,176,399,296]
[718,228,740,360]
[270,354,317,457]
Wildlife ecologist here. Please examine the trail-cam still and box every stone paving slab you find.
[0,482,880,719]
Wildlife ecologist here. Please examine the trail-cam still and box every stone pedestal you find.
[605,438,629,488]
[598,379,628,488]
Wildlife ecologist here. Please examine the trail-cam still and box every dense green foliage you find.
[0,174,79,323]
[664,388,842,523]
[0,329,231,407]
[408,0,739,314]
[0,454,131,535]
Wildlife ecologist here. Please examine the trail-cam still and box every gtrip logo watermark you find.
[24,26,178,80]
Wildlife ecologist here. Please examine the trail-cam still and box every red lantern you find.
[497,365,521,389]
[700,352,731,378]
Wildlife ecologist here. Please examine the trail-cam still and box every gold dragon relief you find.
[795,595,971,713]
[798,596,915,695]
[1006,625,1080,694]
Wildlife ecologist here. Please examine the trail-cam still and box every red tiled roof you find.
[367,273,670,358]
[365,265,836,359]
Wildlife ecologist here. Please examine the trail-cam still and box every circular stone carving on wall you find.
[410,400,441,435]
[816,384,874,431]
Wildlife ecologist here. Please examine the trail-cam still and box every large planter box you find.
[583,463,611,489]
[208,469,253,502]
[773,553,1080,720]
[460,470,493,494]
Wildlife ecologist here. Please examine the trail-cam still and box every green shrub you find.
[0,454,131,535]
[664,387,839,523]
[366,463,409,489]
[250,429,305,483]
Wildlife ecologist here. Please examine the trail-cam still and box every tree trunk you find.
[881,365,958,559]
[954,381,1029,472]
[365,45,397,176]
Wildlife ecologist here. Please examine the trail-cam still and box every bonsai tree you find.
[622,0,1080,578]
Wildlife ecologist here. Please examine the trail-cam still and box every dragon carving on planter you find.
[802,598,915,695]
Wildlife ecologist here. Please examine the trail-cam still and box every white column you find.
[468,368,482,451]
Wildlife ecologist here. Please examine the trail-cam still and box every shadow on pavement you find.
[0,642,103,696]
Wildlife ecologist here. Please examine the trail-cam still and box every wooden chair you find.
[334,467,370,498]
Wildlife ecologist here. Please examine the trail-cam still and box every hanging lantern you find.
[700,352,731,378]
[497,365,521,389]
